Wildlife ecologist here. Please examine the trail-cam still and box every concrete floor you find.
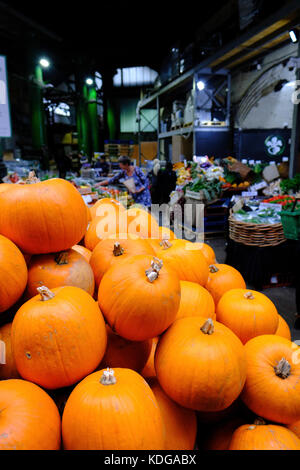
[206,237,300,342]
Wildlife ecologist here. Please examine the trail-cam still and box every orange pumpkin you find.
[62,368,165,450]
[0,183,14,193]
[126,207,160,239]
[159,226,177,240]
[193,242,216,266]
[229,419,300,450]
[241,335,300,424]
[155,317,246,412]
[0,178,88,254]
[287,420,300,439]
[25,250,95,299]
[84,208,127,251]
[11,286,107,389]
[205,264,246,306]
[98,255,181,341]
[90,198,125,220]
[148,377,197,450]
[71,245,92,263]
[0,322,21,379]
[0,379,61,450]
[141,336,159,379]
[216,289,279,345]
[99,324,152,372]
[0,234,28,312]
[176,281,215,320]
[90,236,155,287]
[276,315,291,341]
[155,239,209,286]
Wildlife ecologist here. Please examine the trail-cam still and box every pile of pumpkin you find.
[1,177,300,451]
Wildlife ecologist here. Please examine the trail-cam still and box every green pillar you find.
[107,100,117,141]
[76,95,89,156]
[87,85,100,157]
[31,64,47,150]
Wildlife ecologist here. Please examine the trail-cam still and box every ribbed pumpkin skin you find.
[25,250,95,299]
[90,198,126,220]
[90,237,155,287]
[148,377,197,450]
[0,179,88,254]
[0,322,21,379]
[0,379,61,450]
[141,336,159,379]
[62,368,165,450]
[241,335,300,424]
[126,208,160,239]
[155,317,247,412]
[276,315,291,341]
[176,281,216,320]
[11,286,107,389]
[99,325,152,372]
[98,254,181,341]
[216,289,279,345]
[0,235,28,312]
[193,242,216,266]
[229,423,300,450]
[205,264,246,306]
[71,245,92,263]
[155,239,209,286]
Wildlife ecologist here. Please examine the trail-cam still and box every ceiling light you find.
[86,78,94,86]
[289,30,298,43]
[39,58,50,68]
[197,81,205,91]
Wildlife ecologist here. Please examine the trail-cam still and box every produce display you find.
[0,174,300,451]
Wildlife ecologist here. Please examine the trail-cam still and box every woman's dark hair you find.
[166,161,173,171]
[118,155,132,166]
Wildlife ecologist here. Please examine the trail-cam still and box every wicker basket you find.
[229,214,286,247]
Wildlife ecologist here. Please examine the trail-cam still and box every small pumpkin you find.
[0,234,28,312]
[241,335,300,424]
[90,198,126,220]
[205,264,246,306]
[0,322,21,379]
[98,255,181,341]
[148,377,197,450]
[155,317,247,412]
[84,209,127,251]
[126,207,160,239]
[71,245,92,263]
[0,379,61,450]
[229,418,300,450]
[25,250,95,299]
[62,368,165,450]
[275,315,291,341]
[176,281,215,321]
[216,289,279,344]
[11,286,107,389]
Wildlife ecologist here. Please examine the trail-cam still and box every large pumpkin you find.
[90,236,155,287]
[0,379,61,450]
[241,335,300,424]
[148,377,197,450]
[0,178,88,254]
[155,239,209,286]
[25,250,95,299]
[126,207,160,239]
[90,198,125,220]
[276,315,291,341]
[98,255,181,341]
[205,264,246,306]
[71,244,92,263]
[62,368,165,450]
[148,226,177,254]
[0,183,14,193]
[0,234,28,312]
[11,286,107,389]
[229,419,300,450]
[0,322,20,379]
[216,289,279,344]
[155,317,246,412]
[176,281,215,321]
[99,324,152,372]
[193,242,216,266]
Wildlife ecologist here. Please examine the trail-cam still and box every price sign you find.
[0,56,11,137]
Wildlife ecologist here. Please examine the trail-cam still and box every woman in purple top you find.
[97,156,152,208]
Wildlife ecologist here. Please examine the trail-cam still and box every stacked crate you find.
[104,141,134,159]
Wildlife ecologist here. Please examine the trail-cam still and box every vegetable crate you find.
[280,209,300,241]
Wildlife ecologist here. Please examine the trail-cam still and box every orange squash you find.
[241,335,300,424]
[155,317,246,412]
[141,336,159,379]
[0,235,28,312]
[90,198,125,220]
[0,379,61,450]
[0,178,88,254]
[84,208,127,251]
[148,377,197,450]
[193,242,216,266]
[98,255,181,341]
[71,245,92,263]
[205,264,246,306]
[0,183,14,193]
[176,281,215,320]
[0,322,21,379]
[62,368,165,450]
[11,286,107,390]
[126,207,160,239]
[25,250,95,299]
[275,315,291,341]
[216,289,279,344]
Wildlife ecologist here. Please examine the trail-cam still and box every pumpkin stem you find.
[209,265,219,273]
[159,239,172,250]
[248,417,266,430]
[200,318,215,335]
[113,242,124,257]
[100,367,117,385]
[274,358,291,379]
[145,257,163,283]
[244,292,255,300]
[0,340,6,365]
[37,286,55,301]
[54,251,69,265]
[25,171,40,184]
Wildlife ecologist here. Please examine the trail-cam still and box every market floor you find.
[207,237,300,342]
